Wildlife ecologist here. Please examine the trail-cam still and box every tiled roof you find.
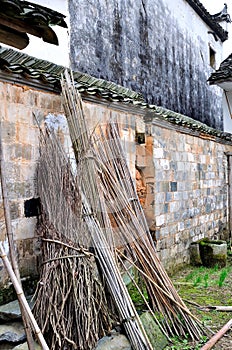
[0,46,144,102]
[0,45,231,143]
[186,0,228,42]
[0,0,67,49]
[208,54,232,85]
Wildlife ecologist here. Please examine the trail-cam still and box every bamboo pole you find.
[0,125,35,350]
[0,242,49,350]
[200,319,232,350]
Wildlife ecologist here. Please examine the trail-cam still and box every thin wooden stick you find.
[41,254,88,265]
[61,70,153,350]
[34,130,113,349]
[200,306,232,312]
[41,238,93,256]
[0,124,35,350]
[116,248,200,322]
[200,319,232,350]
[0,242,49,350]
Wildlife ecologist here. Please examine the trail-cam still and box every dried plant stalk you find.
[33,130,114,350]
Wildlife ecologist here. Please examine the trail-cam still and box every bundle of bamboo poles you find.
[33,130,114,350]
[60,70,206,343]
[61,71,153,350]
[90,122,205,339]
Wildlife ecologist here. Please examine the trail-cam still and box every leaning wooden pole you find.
[200,319,232,350]
[0,242,49,350]
[0,126,35,350]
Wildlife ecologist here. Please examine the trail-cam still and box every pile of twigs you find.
[33,130,114,350]
[61,70,206,343]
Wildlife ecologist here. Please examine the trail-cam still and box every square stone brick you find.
[170,181,177,192]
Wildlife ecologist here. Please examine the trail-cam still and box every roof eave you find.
[186,0,228,42]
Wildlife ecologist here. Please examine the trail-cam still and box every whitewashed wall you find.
[222,91,232,133]
[166,0,223,69]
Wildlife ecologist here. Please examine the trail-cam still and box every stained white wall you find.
[222,91,232,133]
[201,0,232,59]
[69,0,224,128]
[165,0,224,69]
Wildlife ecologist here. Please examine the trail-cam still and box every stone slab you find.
[12,341,41,349]
[140,311,168,350]
[94,333,131,350]
[0,322,26,343]
[0,297,33,322]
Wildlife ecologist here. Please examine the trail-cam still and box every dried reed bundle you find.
[33,130,114,350]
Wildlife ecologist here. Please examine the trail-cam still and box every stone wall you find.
[149,124,231,272]
[0,82,138,288]
[69,0,223,129]
[0,81,64,288]
[0,80,231,289]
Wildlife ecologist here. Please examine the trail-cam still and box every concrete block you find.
[1,121,16,143]
[10,201,21,220]
[170,182,177,192]
[14,144,32,161]
[153,148,164,159]
[7,182,35,200]
[39,94,54,110]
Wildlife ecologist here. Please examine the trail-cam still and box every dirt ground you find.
[164,252,232,349]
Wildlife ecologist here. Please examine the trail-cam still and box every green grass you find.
[184,264,230,289]
[167,257,232,349]
[203,273,209,288]
[217,268,228,287]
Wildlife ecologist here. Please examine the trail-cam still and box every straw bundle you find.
[33,130,114,350]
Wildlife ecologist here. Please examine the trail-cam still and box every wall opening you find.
[209,46,216,69]
[24,197,41,217]
[135,131,145,144]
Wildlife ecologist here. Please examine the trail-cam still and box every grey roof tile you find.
[208,54,232,84]
[0,0,67,49]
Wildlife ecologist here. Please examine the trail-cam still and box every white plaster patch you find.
[45,113,76,173]
[45,113,68,133]
[160,159,170,170]
[156,215,165,226]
